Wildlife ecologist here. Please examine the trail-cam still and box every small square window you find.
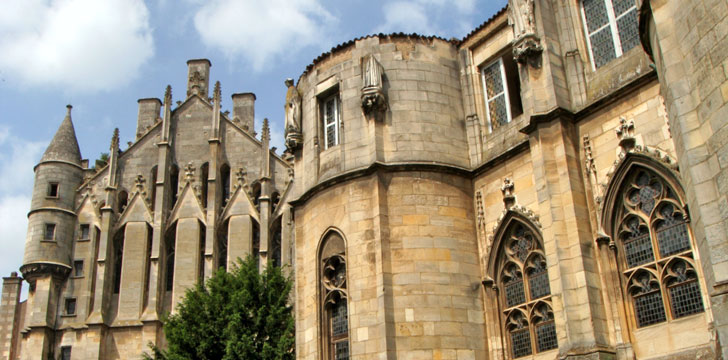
[44,223,56,241]
[47,183,59,198]
[64,298,76,315]
[60,346,72,360]
[581,0,639,69]
[79,224,90,240]
[321,93,340,149]
[73,260,83,277]
[480,55,522,132]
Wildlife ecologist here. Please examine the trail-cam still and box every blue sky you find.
[0,0,507,292]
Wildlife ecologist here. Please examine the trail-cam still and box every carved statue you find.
[360,54,387,120]
[284,78,303,150]
[508,0,535,37]
[508,0,543,66]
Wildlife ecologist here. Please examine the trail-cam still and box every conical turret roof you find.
[40,105,82,165]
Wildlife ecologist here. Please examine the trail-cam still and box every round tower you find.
[21,105,84,275]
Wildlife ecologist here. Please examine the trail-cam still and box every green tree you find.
[144,256,294,360]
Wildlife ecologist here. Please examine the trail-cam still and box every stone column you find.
[526,116,611,358]
[117,222,150,321]
[0,272,22,360]
[171,218,201,311]
[641,1,728,356]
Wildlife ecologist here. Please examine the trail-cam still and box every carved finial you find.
[501,178,516,209]
[164,85,172,105]
[583,134,596,175]
[134,175,145,192]
[233,167,247,191]
[262,118,270,142]
[213,81,221,102]
[616,116,636,153]
[66,104,72,116]
[184,162,195,182]
[476,191,485,229]
[110,128,120,151]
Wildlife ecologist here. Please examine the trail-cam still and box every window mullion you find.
[481,69,494,132]
[605,0,623,57]
[499,58,512,126]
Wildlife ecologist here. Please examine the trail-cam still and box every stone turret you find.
[20,105,84,359]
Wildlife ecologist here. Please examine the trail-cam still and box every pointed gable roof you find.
[40,105,82,166]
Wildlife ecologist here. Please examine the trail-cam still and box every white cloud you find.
[0,128,45,292]
[0,0,154,92]
[192,0,336,71]
[374,0,477,36]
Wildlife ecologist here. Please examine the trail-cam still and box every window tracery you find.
[497,222,557,358]
[613,167,704,328]
[320,233,349,360]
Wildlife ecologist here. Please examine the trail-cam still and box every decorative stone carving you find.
[233,167,247,192]
[508,0,542,65]
[476,190,485,229]
[360,54,387,121]
[501,178,516,209]
[616,117,636,153]
[187,70,206,97]
[20,263,71,287]
[284,78,303,150]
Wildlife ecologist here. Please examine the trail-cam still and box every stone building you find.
[2,0,728,359]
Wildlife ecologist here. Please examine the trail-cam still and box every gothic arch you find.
[317,228,350,360]
[486,209,542,281]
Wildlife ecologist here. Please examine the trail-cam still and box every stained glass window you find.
[536,322,558,352]
[582,0,639,69]
[511,329,532,358]
[322,94,339,149]
[482,58,512,130]
[614,165,705,329]
[321,234,349,360]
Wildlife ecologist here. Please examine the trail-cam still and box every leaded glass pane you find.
[529,271,551,300]
[510,330,532,358]
[505,279,526,307]
[483,62,504,98]
[612,0,634,17]
[590,27,617,68]
[488,95,509,128]
[637,180,661,215]
[623,218,654,267]
[634,291,666,327]
[334,340,349,360]
[512,235,531,263]
[332,301,348,336]
[326,124,336,149]
[536,322,558,352]
[583,0,609,33]
[669,281,704,318]
[617,9,640,53]
[657,221,690,257]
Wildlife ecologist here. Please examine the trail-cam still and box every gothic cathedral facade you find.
[2,0,728,359]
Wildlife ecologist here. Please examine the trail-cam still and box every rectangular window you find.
[60,346,72,360]
[581,0,639,69]
[44,223,56,241]
[322,94,340,149]
[481,56,522,132]
[79,224,90,240]
[47,182,59,198]
[73,260,83,277]
[64,298,76,315]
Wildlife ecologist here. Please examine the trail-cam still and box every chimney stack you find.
[136,98,162,139]
[186,59,211,99]
[231,93,256,133]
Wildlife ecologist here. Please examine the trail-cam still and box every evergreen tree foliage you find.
[143,256,294,360]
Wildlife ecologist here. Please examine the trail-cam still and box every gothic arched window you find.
[497,221,557,358]
[319,232,349,360]
[613,167,704,327]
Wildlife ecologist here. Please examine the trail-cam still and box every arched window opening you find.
[112,228,125,294]
[252,220,260,269]
[319,232,349,360]
[199,221,206,283]
[117,190,128,213]
[496,221,557,358]
[612,166,704,328]
[271,218,282,267]
[200,163,209,209]
[165,225,176,292]
[150,166,158,211]
[218,220,229,271]
[169,164,179,209]
[220,163,230,207]
[252,182,262,213]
